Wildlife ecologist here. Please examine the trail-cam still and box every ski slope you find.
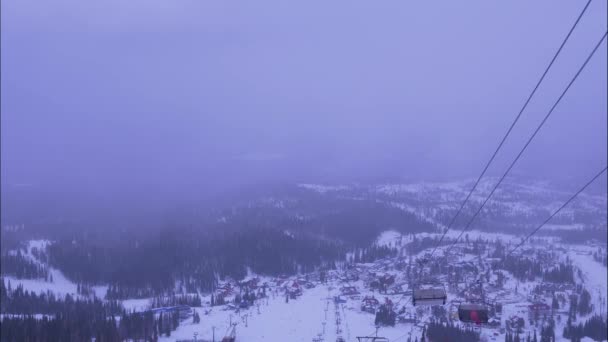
[162,285,421,342]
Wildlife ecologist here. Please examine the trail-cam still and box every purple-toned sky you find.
[2,0,607,193]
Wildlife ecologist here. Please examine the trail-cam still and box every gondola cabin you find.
[412,288,447,306]
[458,303,489,324]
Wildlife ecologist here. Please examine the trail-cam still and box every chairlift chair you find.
[412,287,447,306]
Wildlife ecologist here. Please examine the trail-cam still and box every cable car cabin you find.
[412,288,447,306]
[458,303,489,324]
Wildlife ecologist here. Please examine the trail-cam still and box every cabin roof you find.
[458,303,488,311]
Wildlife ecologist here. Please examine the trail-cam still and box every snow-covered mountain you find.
[2,179,606,341]
[216,178,606,239]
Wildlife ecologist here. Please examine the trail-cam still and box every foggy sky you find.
[2,0,607,194]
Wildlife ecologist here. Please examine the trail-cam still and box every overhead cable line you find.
[485,166,607,305]
[442,31,607,259]
[504,166,607,258]
[424,0,595,263]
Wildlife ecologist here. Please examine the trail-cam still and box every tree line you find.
[0,277,186,341]
[0,309,184,342]
[501,255,574,284]
[350,245,398,264]
[47,227,347,299]
[150,293,202,308]
[423,320,480,342]
[562,315,607,341]
[0,278,121,316]
[1,252,49,280]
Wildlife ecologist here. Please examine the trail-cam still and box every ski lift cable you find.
[391,331,411,342]
[408,26,606,316]
[441,30,607,261]
[391,322,425,342]
[423,0,594,265]
[485,165,607,305]
[505,165,606,262]
[393,293,412,310]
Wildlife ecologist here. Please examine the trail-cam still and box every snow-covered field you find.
[569,248,607,313]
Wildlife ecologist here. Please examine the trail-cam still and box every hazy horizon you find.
[2,0,607,195]
[1,3,607,339]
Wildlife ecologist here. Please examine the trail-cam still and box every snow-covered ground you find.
[376,230,402,247]
[122,298,153,312]
[158,227,606,341]
[569,247,607,315]
[5,270,77,297]
[4,240,107,299]
[3,221,606,341]
[163,285,421,342]
[4,240,80,297]
[298,184,351,194]
[295,179,607,235]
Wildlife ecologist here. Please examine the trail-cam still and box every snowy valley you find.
[1,180,606,342]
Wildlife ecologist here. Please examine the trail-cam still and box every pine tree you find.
[159,313,164,335]
[577,289,592,315]
[172,311,179,330]
[551,295,559,310]
[164,315,171,337]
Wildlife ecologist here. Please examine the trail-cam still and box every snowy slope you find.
[163,285,422,342]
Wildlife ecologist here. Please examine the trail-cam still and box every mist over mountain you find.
[2,0,607,196]
[1,0,607,341]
